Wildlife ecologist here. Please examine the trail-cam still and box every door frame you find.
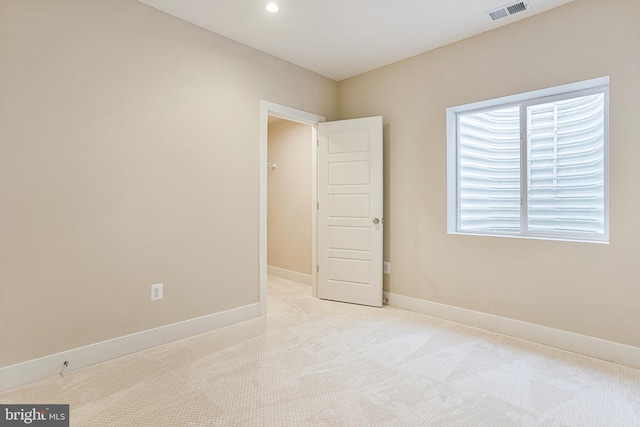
[259,100,326,315]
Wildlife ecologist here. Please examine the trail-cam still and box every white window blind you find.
[448,77,608,243]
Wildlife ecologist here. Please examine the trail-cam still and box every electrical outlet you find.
[151,283,163,301]
[383,262,391,274]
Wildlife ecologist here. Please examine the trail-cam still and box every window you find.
[446,77,609,242]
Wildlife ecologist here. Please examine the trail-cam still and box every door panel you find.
[328,129,371,153]
[328,226,370,251]
[318,116,383,307]
[329,161,371,185]
[328,258,371,284]
[328,194,371,218]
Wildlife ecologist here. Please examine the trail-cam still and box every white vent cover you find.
[488,2,529,20]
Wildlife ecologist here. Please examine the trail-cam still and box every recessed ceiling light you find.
[266,3,279,13]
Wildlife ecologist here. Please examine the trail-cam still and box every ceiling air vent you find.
[488,2,529,21]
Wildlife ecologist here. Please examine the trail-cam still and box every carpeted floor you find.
[1,276,639,426]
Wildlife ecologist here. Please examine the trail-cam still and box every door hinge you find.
[317,202,319,210]
[317,265,319,273]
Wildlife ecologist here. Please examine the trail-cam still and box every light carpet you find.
[1,276,639,426]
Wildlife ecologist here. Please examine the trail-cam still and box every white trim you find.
[448,76,609,113]
[267,266,312,285]
[0,303,260,393]
[384,291,640,370]
[446,108,457,233]
[310,125,319,298]
[260,100,326,314]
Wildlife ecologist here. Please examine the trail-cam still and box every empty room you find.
[1,0,639,425]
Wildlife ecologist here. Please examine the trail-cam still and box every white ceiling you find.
[137,0,574,81]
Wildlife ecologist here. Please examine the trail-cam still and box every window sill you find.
[448,230,610,245]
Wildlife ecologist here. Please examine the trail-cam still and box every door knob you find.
[372,218,380,224]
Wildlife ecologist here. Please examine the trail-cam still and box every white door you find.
[317,116,383,307]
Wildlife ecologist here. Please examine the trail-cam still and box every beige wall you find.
[0,0,338,368]
[339,0,640,347]
[267,120,313,275]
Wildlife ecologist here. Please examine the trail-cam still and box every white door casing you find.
[317,117,383,307]
[260,101,325,315]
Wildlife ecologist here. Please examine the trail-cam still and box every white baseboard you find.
[267,265,312,285]
[0,303,261,393]
[384,292,640,370]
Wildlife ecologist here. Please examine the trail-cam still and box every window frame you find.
[446,77,610,243]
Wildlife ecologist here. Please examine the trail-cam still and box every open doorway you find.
[259,101,325,315]
[266,117,314,285]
